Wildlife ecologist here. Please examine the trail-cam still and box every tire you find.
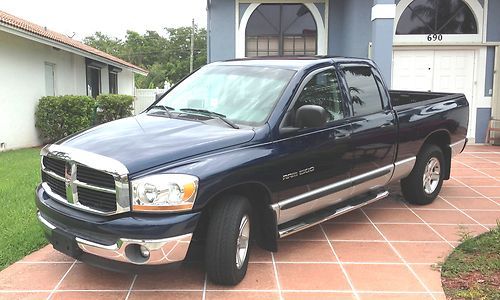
[205,195,252,285]
[401,144,445,205]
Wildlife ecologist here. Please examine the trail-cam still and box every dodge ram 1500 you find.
[36,57,468,285]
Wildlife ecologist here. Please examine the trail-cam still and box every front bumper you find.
[37,212,192,265]
[35,184,200,267]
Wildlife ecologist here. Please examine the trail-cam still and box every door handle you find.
[334,132,350,139]
[380,122,393,128]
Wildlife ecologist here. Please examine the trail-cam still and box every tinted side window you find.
[344,67,383,116]
[294,70,344,123]
[372,68,390,110]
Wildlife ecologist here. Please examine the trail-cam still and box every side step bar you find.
[278,190,389,238]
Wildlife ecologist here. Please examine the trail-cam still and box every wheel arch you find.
[197,181,278,252]
[421,129,452,180]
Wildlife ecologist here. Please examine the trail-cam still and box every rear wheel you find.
[401,145,444,205]
[205,196,252,285]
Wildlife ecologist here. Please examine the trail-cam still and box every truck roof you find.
[213,56,375,70]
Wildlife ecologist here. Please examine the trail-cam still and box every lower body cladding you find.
[35,184,200,268]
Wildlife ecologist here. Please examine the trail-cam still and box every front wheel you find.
[401,145,445,205]
[205,196,252,285]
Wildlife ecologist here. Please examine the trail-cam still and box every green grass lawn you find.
[441,224,500,300]
[0,148,47,270]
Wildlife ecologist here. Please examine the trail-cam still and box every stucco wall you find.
[475,108,492,143]
[209,0,387,67]
[487,0,500,42]
[208,0,236,62]
[118,69,135,96]
[485,47,495,97]
[328,0,372,58]
[0,31,135,150]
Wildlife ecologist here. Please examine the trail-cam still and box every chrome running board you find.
[278,190,389,238]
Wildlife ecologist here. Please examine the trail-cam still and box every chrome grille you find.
[41,171,66,198]
[77,165,115,189]
[42,156,65,177]
[40,145,130,216]
[78,187,117,212]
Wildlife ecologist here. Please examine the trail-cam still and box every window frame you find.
[340,64,385,118]
[245,3,318,57]
[86,66,102,98]
[395,0,478,36]
[44,62,56,96]
[279,66,350,134]
[109,71,118,94]
[371,67,392,111]
[393,0,483,45]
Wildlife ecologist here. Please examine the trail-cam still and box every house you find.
[206,0,500,143]
[0,10,147,151]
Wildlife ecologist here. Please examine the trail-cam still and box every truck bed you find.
[389,90,469,162]
[389,90,458,110]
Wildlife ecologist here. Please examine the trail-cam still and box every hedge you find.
[95,94,134,124]
[35,95,95,143]
[35,94,135,143]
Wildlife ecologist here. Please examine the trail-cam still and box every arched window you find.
[396,0,477,35]
[245,4,317,57]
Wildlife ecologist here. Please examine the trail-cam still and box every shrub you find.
[35,95,96,143]
[95,94,134,124]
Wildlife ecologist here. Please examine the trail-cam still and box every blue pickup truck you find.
[36,57,468,285]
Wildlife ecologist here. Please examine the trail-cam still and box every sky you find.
[0,0,207,41]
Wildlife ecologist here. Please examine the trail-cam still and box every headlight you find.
[131,174,199,212]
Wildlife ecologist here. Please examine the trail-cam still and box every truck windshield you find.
[155,65,295,126]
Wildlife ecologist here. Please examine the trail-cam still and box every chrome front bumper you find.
[37,212,192,265]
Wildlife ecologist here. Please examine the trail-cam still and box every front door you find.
[86,66,101,98]
[273,67,353,224]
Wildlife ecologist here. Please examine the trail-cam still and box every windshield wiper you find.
[147,105,175,117]
[179,108,239,129]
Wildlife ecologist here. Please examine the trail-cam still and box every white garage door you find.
[393,50,475,137]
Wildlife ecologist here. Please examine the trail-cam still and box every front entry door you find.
[273,67,353,224]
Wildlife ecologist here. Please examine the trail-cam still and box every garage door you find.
[393,50,475,137]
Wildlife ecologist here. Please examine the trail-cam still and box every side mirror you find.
[295,105,329,129]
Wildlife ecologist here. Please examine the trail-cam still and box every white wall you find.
[101,65,110,94]
[118,70,135,96]
[0,30,136,150]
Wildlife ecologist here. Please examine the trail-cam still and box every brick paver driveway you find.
[1,145,499,300]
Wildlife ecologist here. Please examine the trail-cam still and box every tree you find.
[163,26,207,84]
[83,32,123,57]
[83,26,207,88]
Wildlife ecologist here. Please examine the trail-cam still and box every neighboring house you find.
[206,0,500,143]
[0,10,147,151]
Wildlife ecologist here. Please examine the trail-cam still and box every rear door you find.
[340,64,397,196]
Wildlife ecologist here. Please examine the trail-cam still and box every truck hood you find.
[59,114,256,174]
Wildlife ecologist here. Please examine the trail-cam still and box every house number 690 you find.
[427,34,443,42]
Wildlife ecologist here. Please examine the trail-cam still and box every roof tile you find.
[0,10,147,74]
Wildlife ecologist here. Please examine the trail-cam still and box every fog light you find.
[139,245,150,258]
